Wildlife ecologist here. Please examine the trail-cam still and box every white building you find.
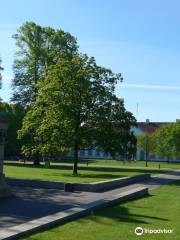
[67,119,180,162]
[67,148,114,160]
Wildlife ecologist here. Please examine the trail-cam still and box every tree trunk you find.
[73,141,79,175]
[33,153,41,166]
[145,152,148,167]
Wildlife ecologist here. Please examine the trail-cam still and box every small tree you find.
[152,123,180,161]
[153,125,173,161]
[137,133,154,166]
[172,122,180,157]
[18,54,136,174]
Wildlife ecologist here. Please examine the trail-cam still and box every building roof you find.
[137,122,171,134]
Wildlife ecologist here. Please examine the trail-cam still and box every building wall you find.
[67,149,113,160]
[67,124,180,162]
[131,127,144,136]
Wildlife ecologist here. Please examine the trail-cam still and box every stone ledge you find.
[7,178,64,189]
[7,174,150,192]
[65,174,151,192]
[0,186,148,240]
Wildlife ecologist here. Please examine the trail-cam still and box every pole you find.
[145,135,148,167]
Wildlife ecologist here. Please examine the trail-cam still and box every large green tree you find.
[12,21,78,106]
[19,54,136,174]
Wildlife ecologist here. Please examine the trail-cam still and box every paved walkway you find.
[0,170,180,239]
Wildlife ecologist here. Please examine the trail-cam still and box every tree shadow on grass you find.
[83,195,169,225]
[165,179,180,186]
[4,162,168,175]
[88,207,169,225]
[79,166,167,175]
[53,165,167,176]
[45,172,125,180]
[43,166,168,182]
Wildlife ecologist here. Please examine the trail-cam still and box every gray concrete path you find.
[0,170,180,240]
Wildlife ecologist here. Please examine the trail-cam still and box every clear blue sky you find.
[0,0,180,122]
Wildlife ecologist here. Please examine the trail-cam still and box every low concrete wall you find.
[66,174,150,192]
[7,174,150,192]
[7,178,64,189]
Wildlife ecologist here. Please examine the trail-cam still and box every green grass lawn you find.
[22,180,180,240]
[4,159,180,183]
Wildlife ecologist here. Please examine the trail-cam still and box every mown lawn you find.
[22,180,180,240]
[4,159,180,183]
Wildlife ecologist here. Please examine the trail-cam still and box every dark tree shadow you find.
[4,162,169,175]
[81,194,169,225]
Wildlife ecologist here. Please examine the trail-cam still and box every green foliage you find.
[18,53,136,173]
[137,133,154,160]
[12,22,136,171]
[152,123,180,159]
[0,102,25,157]
[12,21,78,106]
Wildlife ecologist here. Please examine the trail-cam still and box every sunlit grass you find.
[4,159,180,183]
[23,180,180,240]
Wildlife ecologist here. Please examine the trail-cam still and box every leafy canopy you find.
[19,53,136,162]
[12,21,78,106]
[137,133,155,158]
[152,123,180,158]
[0,102,25,157]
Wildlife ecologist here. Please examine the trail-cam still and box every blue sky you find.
[0,0,180,121]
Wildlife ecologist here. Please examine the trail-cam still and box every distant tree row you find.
[137,122,180,162]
